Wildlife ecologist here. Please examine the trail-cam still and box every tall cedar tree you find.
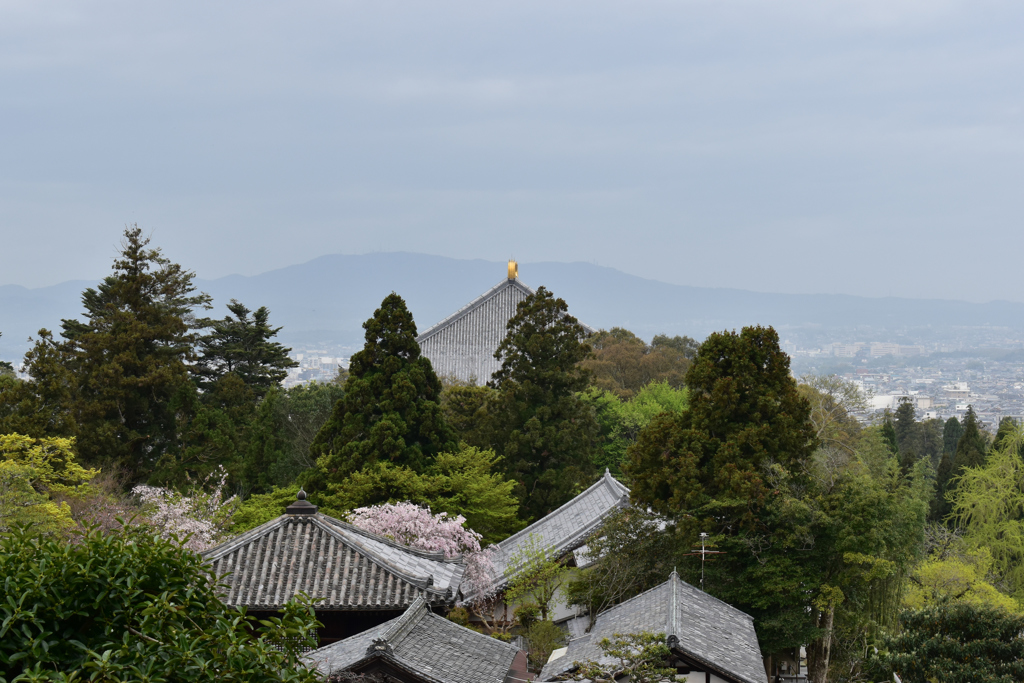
[193,300,297,397]
[626,325,817,529]
[626,327,821,655]
[304,293,457,491]
[893,398,921,473]
[951,405,987,477]
[55,227,210,479]
[932,416,964,521]
[943,415,963,456]
[880,413,899,457]
[487,286,599,520]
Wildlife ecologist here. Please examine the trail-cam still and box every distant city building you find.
[944,381,970,400]
[417,260,594,385]
[832,342,866,358]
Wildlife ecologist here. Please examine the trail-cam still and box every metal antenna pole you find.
[700,532,707,590]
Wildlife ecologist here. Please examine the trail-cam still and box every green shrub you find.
[514,602,540,629]
[0,524,321,682]
[524,620,567,671]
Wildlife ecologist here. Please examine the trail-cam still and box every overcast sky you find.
[2,1,1023,301]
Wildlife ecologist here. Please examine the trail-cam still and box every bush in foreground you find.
[0,524,320,682]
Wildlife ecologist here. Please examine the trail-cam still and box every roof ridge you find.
[315,519,451,592]
[416,278,536,341]
[379,595,429,647]
[318,514,460,563]
[497,471,630,550]
[201,515,286,560]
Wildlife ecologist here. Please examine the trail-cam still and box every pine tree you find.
[53,227,211,479]
[487,286,599,520]
[304,293,457,491]
[193,300,297,398]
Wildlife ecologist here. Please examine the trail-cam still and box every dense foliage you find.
[580,327,693,399]
[867,603,1024,683]
[0,525,320,683]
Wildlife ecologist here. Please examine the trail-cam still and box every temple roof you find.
[203,512,464,610]
[489,469,629,591]
[416,270,596,385]
[304,595,522,683]
[538,571,767,683]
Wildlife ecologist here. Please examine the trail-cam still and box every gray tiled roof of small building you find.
[305,596,521,683]
[538,571,767,683]
[490,469,629,587]
[202,513,464,609]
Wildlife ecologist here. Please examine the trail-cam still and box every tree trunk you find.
[806,606,835,683]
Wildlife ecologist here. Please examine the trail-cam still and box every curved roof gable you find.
[305,595,522,683]
[490,469,629,588]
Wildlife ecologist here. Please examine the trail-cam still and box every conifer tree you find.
[942,416,963,456]
[627,325,817,529]
[951,405,987,476]
[487,286,599,520]
[880,412,899,457]
[193,300,297,398]
[49,227,210,479]
[991,416,1019,453]
[304,293,457,491]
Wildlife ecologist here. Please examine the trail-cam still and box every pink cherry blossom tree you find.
[132,466,238,552]
[347,502,498,607]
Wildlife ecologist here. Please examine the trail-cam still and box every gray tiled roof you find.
[489,470,629,589]
[305,596,521,683]
[203,513,464,610]
[538,571,767,683]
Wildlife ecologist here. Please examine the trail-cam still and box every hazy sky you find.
[2,1,1023,301]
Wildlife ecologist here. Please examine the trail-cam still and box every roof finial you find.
[507,258,518,280]
[286,488,318,515]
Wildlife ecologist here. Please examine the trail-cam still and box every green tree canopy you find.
[487,286,599,520]
[580,328,692,399]
[867,603,1024,683]
[943,415,964,455]
[242,381,346,494]
[581,381,688,475]
[305,293,457,491]
[950,422,1024,601]
[626,325,817,530]
[193,300,297,397]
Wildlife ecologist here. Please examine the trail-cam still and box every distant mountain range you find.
[3,252,1024,361]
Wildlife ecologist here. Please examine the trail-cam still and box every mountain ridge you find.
[2,252,1023,360]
